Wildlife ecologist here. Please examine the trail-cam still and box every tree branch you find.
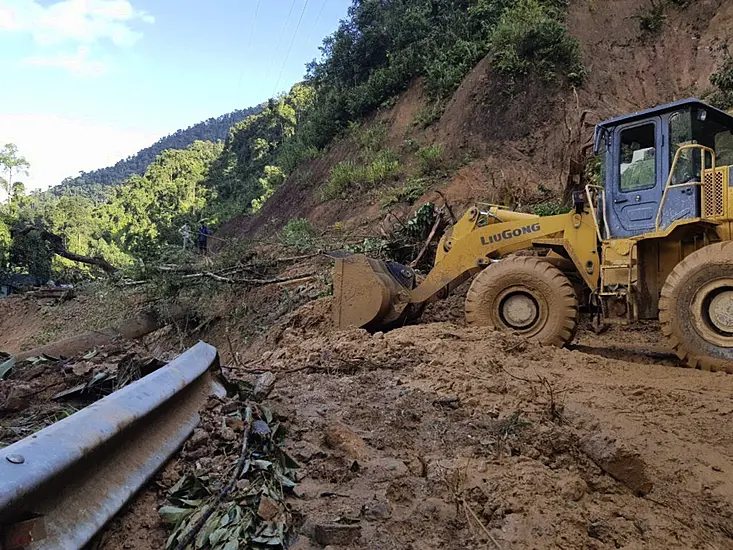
[13,225,118,274]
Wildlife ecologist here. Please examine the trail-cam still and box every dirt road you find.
[233,301,733,549]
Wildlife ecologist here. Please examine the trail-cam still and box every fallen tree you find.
[12,225,118,274]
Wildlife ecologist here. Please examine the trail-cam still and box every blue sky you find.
[0,0,351,191]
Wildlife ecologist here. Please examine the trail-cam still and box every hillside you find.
[218,0,733,243]
[3,0,733,284]
[51,105,263,200]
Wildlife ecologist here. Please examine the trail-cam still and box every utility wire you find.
[261,0,299,97]
[303,0,328,53]
[272,0,310,96]
[235,0,261,99]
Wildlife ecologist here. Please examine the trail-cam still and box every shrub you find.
[417,144,445,175]
[412,102,445,128]
[490,0,586,85]
[355,123,388,155]
[634,0,667,35]
[709,55,733,111]
[378,178,428,209]
[322,161,366,200]
[365,149,400,184]
[529,201,570,217]
[280,218,317,252]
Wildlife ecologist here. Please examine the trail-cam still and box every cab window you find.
[669,111,698,185]
[620,124,656,192]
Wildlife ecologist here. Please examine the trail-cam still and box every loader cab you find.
[594,99,733,238]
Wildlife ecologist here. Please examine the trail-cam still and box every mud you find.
[214,315,733,549]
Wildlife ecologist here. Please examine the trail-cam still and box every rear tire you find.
[659,242,733,373]
[465,256,578,347]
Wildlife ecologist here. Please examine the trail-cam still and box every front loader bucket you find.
[332,254,413,330]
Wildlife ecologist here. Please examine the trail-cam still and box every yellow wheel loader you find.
[333,99,733,372]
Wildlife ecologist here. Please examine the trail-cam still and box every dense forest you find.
[52,106,263,200]
[2,0,732,284]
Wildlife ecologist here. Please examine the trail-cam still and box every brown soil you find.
[0,287,146,354]
[228,314,733,549]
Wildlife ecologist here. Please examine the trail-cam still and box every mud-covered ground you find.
[4,293,733,549]
[226,300,733,549]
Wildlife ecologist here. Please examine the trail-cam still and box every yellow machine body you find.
[332,99,733,370]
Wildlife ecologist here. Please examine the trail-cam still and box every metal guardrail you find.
[0,341,224,550]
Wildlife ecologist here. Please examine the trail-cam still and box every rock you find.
[257,496,280,521]
[362,498,391,520]
[225,417,245,432]
[433,396,460,409]
[323,422,372,459]
[292,441,327,463]
[253,372,277,401]
[579,433,653,496]
[313,523,361,546]
[365,457,409,482]
[558,475,587,501]
[72,361,94,376]
[187,429,209,450]
[219,426,237,441]
[220,401,240,414]
[289,536,317,550]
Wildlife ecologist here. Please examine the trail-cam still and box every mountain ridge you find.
[52,104,264,199]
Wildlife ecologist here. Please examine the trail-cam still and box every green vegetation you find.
[529,201,571,217]
[56,105,263,199]
[634,0,667,35]
[280,218,317,252]
[417,144,445,175]
[378,177,429,209]
[709,54,733,111]
[2,0,585,284]
[412,102,446,128]
[489,0,586,85]
[0,143,30,205]
[634,0,693,36]
[321,150,401,200]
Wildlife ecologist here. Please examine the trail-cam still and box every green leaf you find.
[221,540,239,550]
[277,449,300,470]
[209,527,228,546]
[0,356,15,380]
[275,471,297,488]
[159,505,194,525]
[219,512,231,528]
[252,459,273,471]
[195,516,218,549]
[259,404,273,424]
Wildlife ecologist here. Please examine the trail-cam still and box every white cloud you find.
[0,0,154,47]
[23,46,106,75]
[0,113,159,192]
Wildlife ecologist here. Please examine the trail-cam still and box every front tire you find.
[659,242,733,373]
[464,256,579,347]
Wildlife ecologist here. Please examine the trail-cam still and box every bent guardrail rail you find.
[0,341,223,550]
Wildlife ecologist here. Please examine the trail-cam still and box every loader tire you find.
[659,242,733,373]
[465,256,578,347]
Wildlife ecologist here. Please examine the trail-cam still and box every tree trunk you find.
[13,226,118,274]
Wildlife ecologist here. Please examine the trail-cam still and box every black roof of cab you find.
[594,98,733,152]
[597,98,733,130]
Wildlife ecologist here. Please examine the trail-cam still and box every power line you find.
[303,0,328,51]
[272,0,310,96]
[235,0,261,100]
[261,0,299,97]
